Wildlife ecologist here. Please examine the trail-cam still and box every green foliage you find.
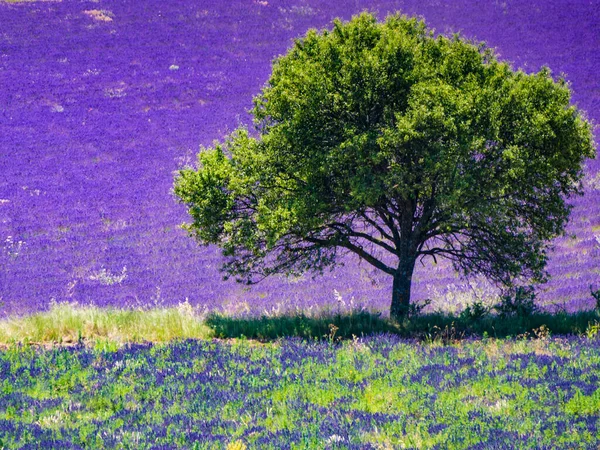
[205,310,399,341]
[206,309,600,342]
[406,298,433,317]
[585,321,600,339]
[590,285,600,310]
[460,301,489,321]
[494,286,538,318]
[174,11,596,317]
[564,389,600,416]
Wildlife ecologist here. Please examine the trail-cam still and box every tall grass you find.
[1,301,599,345]
[0,301,212,345]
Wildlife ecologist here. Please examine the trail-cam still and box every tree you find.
[174,12,596,320]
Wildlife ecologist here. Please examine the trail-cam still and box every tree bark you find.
[390,257,416,320]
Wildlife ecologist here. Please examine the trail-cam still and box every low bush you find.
[591,285,600,310]
[494,286,538,317]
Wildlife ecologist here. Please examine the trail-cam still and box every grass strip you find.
[1,302,599,345]
[0,301,212,345]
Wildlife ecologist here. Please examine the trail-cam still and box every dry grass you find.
[0,301,212,346]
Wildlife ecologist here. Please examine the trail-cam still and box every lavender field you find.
[1,336,600,449]
[1,0,599,317]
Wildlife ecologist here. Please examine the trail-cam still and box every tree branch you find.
[374,204,402,246]
[340,240,396,275]
[304,234,395,275]
[358,210,395,242]
[324,221,398,255]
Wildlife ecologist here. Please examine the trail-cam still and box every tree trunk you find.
[390,258,416,321]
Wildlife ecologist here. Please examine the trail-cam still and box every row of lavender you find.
[1,0,599,317]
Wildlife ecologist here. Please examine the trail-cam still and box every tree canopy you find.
[174,12,596,319]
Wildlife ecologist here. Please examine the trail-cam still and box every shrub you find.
[494,286,538,317]
[590,285,600,310]
[460,301,489,321]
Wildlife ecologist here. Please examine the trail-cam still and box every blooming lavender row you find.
[0,0,598,317]
[1,336,599,448]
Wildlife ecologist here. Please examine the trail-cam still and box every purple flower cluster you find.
[0,0,598,316]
